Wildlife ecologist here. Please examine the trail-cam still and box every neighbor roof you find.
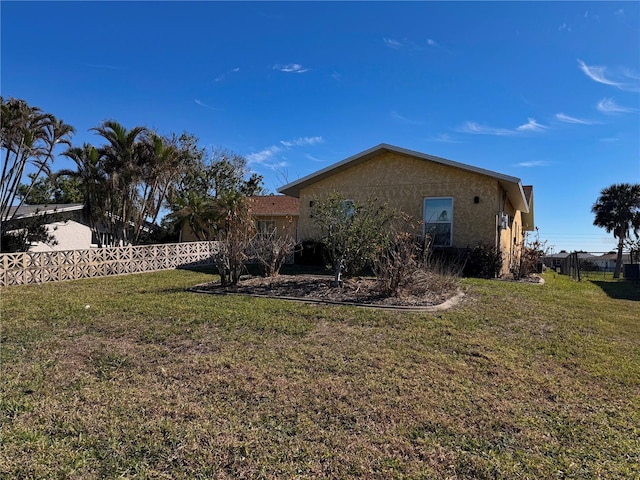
[250,195,299,216]
[278,144,531,213]
[3,203,84,219]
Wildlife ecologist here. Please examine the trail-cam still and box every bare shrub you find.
[252,229,295,277]
[213,193,253,286]
[513,227,546,280]
[373,214,460,297]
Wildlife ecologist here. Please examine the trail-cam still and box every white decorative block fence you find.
[0,241,219,287]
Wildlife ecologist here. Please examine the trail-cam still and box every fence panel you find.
[0,241,220,287]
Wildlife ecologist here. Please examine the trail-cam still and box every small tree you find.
[592,183,640,278]
[310,193,395,285]
[212,192,254,287]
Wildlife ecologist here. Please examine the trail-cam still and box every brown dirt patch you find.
[191,274,464,310]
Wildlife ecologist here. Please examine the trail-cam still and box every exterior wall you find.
[297,151,502,250]
[255,214,298,239]
[498,196,526,273]
[29,220,94,252]
[180,216,298,242]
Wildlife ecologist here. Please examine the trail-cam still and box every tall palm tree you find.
[592,183,640,278]
[90,120,147,245]
[18,117,75,206]
[1,97,74,236]
[59,144,106,246]
[132,133,185,242]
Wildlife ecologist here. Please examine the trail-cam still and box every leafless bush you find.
[373,213,461,297]
[252,232,295,277]
[513,227,546,280]
[373,230,420,296]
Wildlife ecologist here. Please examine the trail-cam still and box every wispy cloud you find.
[578,59,640,91]
[247,136,324,167]
[273,63,309,74]
[280,136,324,147]
[383,37,404,49]
[426,133,462,144]
[246,145,282,165]
[597,97,636,114]
[305,153,325,162]
[214,67,240,83]
[516,160,552,168]
[391,111,424,125]
[578,59,621,87]
[385,36,442,51]
[555,113,596,125]
[459,118,547,136]
[458,122,516,136]
[194,99,222,111]
[516,118,546,132]
[558,23,571,32]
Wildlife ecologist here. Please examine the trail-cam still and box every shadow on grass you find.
[591,280,640,301]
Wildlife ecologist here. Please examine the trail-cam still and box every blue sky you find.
[2,1,639,253]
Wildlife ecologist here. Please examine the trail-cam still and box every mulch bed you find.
[190,274,461,309]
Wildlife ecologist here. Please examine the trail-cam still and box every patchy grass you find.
[1,270,639,479]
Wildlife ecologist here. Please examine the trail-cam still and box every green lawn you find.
[1,269,638,479]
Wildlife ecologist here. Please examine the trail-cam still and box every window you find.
[256,220,276,238]
[423,197,453,247]
[339,199,355,220]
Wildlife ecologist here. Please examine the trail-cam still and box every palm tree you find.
[132,133,185,243]
[592,183,640,278]
[59,144,106,246]
[18,117,75,206]
[165,190,218,241]
[90,120,147,246]
[1,97,74,238]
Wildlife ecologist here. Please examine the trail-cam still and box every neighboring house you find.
[541,252,571,271]
[179,195,300,242]
[591,253,631,272]
[541,252,600,274]
[3,203,158,251]
[2,203,93,252]
[250,195,299,240]
[278,143,534,276]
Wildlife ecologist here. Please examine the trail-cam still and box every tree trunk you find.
[614,237,625,279]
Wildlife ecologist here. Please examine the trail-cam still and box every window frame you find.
[423,197,454,247]
[256,219,276,238]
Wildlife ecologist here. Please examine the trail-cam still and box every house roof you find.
[4,203,84,219]
[277,143,531,213]
[250,195,299,216]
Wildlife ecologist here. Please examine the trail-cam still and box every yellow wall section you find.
[298,151,503,248]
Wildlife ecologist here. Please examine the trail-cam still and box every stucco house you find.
[278,144,534,276]
[2,203,94,252]
[250,195,299,239]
